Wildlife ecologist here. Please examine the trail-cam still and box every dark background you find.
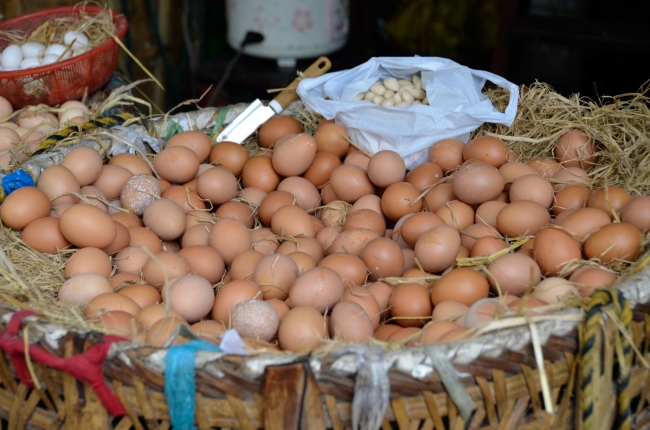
[3,0,649,112]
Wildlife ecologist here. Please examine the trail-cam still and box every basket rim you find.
[0,5,128,80]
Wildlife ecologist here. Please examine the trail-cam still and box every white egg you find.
[44,44,71,60]
[63,31,89,50]
[19,57,41,69]
[20,42,45,58]
[2,45,23,68]
[41,54,60,65]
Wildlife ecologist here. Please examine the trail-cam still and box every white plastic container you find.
[226,0,349,67]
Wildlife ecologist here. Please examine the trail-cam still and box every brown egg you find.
[555,130,598,169]
[236,188,267,207]
[215,202,254,228]
[387,327,421,344]
[196,166,238,205]
[527,158,560,178]
[414,225,461,273]
[287,251,316,274]
[329,301,374,343]
[552,167,587,192]
[114,246,150,274]
[359,237,404,281]
[142,251,189,288]
[474,200,507,228]
[145,317,187,346]
[496,201,550,237]
[59,273,113,307]
[229,249,264,281]
[428,139,465,173]
[583,222,642,264]
[253,253,299,300]
[166,131,212,162]
[621,196,650,232]
[241,155,281,193]
[258,115,303,148]
[327,228,380,256]
[161,186,207,213]
[272,133,317,176]
[499,162,540,191]
[208,141,250,176]
[367,150,406,188]
[50,203,74,218]
[78,185,109,213]
[142,199,186,241]
[61,146,103,186]
[191,320,227,341]
[341,285,381,329]
[457,245,470,259]
[453,163,505,205]
[463,136,508,168]
[423,183,457,212]
[463,298,509,328]
[315,225,342,251]
[388,283,432,327]
[553,185,590,216]
[109,271,144,289]
[530,277,577,305]
[117,284,161,308]
[162,241,181,253]
[258,190,294,226]
[271,205,315,238]
[436,200,475,231]
[380,182,422,222]
[460,223,499,250]
[374,324,402,341]
[313,123,349,157]
[37,165,80,206]
[396,213,444,249]
[91,310,140,340]
[277,177,321,211]
[418,320,461,344]
[0,186,51,230]
[111,212,143,229]
[209,218,252,265]
[405,162,444,191]
[64,247,111,278]
[109,153,153,176]
[517,238,535,258]
[431,301,469,325]
[91,165,132,200]
[180,224,211,249]
[128,227,163,253]
[137,303,185,329]
[320,200,349,227]
[211,279,262,324]
[533,228,582,276]
[330,165,375,203]
[588,186,632,219]
[166,275,215,323]
[156,178,171,193]
[555,207,611,243]
[509,174,554,209]
[487,253,541,295]
[320,183,338,205]
[431,268,489,306]
[302,152,342,187]
[185,210,214,230]
[318,254,367,286]
[344,151,371,171]
[250,228,279,255]
[366,281,393,312]
[470,236,509,257]
[344,209,386,236]
[178,245,225,284]
[265,299,291,322]
[289,267,344,312]
[59,204,116,248]
[85,292,141,318]
[569,266,618,297]
[154,146,200,184]
[278,306,327,352]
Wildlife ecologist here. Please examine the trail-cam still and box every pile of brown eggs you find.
[1,114,649,352]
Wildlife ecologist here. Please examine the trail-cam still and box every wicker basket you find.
[0,88,650,430]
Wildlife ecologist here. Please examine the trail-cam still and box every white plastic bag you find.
[296,57,519,169]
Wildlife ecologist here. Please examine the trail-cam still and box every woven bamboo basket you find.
[0,83,650,430]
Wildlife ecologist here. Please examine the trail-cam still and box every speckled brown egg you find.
[463,136,508,168]
[231,300,279,341]
[453,163,505,205]
[258,115,303,148]
[120,174,161,216]
[59,273,113,307]
[272,133,317,176]
[428,139,465,173]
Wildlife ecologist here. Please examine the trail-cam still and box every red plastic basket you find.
[0,6,128,108]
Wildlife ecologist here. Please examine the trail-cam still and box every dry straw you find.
[0,81,649,342]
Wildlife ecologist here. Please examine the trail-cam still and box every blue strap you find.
[164,340,222,430]
[2,169,35,195]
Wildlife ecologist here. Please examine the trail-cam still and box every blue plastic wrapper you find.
[2,169,35,196]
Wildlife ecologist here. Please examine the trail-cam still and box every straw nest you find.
[0,81,649,341]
